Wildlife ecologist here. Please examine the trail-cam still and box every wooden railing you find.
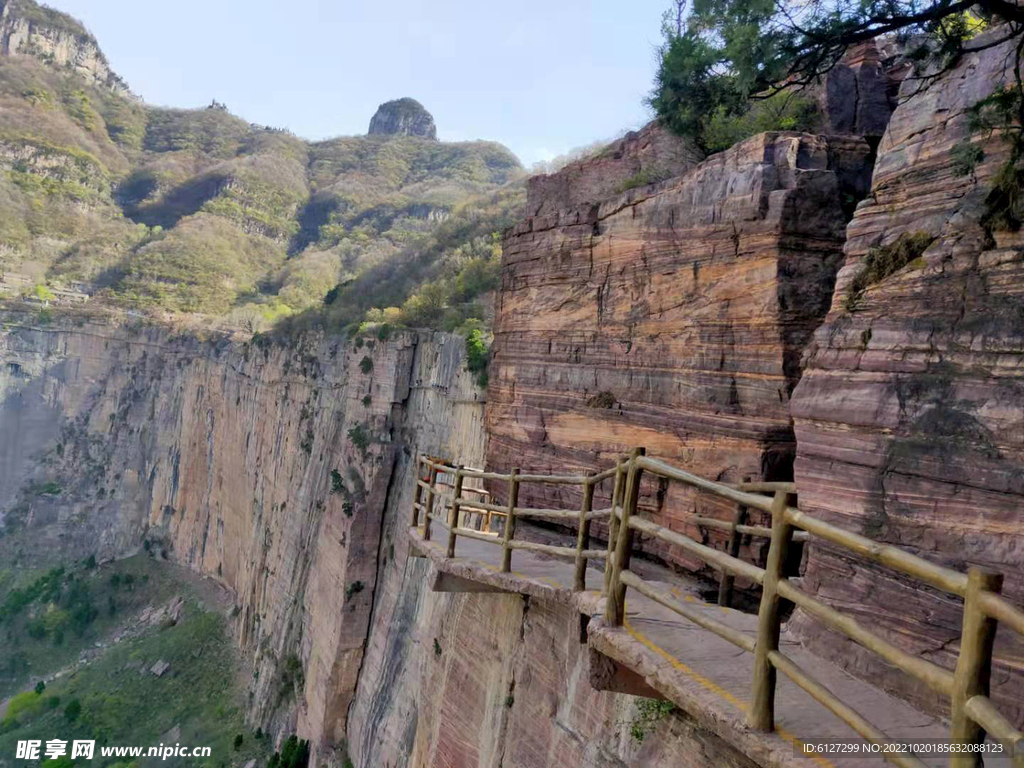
[410,451,1024,768]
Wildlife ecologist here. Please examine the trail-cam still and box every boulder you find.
[367,98,437,140]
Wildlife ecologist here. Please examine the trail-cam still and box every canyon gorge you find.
[1,4,1023,768]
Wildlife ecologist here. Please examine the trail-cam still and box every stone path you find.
[409,523,1015,768]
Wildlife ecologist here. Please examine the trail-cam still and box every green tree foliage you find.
[649,0,1020,150]
[280,186,521,336]
[271,735,309,768]
[464,328,490,388]
[63,698,81,722]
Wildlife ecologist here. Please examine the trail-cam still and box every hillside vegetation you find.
[0,0,525,330]
[0,555,269,767]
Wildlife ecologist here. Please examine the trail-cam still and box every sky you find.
[48,0,673,167]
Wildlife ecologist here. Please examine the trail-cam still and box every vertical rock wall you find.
[487,133,872,571]
[791,29,1024,721]
[0,313,447,753]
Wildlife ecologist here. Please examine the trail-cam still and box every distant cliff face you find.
[489,130,873,570]
[0,312,484,757]
[0,0,130,94]
[790,28,1024,722]
[367,97,438,140]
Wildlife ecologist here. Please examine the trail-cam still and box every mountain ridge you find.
[0,0,525,329]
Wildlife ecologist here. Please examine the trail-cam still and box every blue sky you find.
[49,0,672,167]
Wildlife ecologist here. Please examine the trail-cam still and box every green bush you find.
[63,698,81,722]
[359,356,373,374]
[275,735,309,768]
[845,232,934,311]
[348,424,371,457]
[629,698,676,743]
[464,328,490,388]
[344,581,364,601]
[330,469,345,494]
[702,92,819,154]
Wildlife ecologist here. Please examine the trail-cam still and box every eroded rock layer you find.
[791,28,1024,721]
[488,132,872,572]
[525,122,702,217]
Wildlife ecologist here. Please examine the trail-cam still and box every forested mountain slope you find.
[0,0,525,329]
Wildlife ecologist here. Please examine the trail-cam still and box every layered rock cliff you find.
[488,131,872,571]
[0,311,475,755]
[0,0,130,94]
[790,28,1024,721]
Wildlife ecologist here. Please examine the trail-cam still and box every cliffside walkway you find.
[406,452,1024,768]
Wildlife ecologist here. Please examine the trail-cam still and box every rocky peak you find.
[367,97,437,140]
[0,0,132,95]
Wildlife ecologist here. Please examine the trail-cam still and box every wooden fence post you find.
[500,468,521,573]
[411,455,424,528]
[573,477,596,591]
[445,467,464,558]
[719,475,752,607]
[950,566,1004,768]
[603,459,627,595]
[422,464,439,542]
[749,490,793,732]
[605,448,645,626]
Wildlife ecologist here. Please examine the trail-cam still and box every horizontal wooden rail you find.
[459,498,512,515]
[727,481,797,494]
[508,539,605,560]
[512,507,582,522]
[775,579,955,695]
[459,505,507,521]
[637,456,775,512]
[768,650,928,768]
[626,513,766,585]
[461,468,517,481]
[587,464,622,483]
[784,506,969,598]
[449,525,503,545]
[515,472,588,484]
[963,695,1024,765]
[682,512,809,541]
[621,570,755,652]
[979,591,1024,636]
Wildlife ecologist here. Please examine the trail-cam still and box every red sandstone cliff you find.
[488,131,872,572]
[790,28,1024,721]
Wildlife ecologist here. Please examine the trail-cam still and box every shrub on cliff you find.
[845,232,935,311]
[463,327,490,388]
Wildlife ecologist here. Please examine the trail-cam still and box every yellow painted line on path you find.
[622,618,835,768]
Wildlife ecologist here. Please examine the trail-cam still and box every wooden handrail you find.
[626,514,766,585]
[784,505,968,598]
[963,695,1024,766]
[416,450,1024,764]
[768,650,929,768]
[776,578,955,696]
[621,570,755,652]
